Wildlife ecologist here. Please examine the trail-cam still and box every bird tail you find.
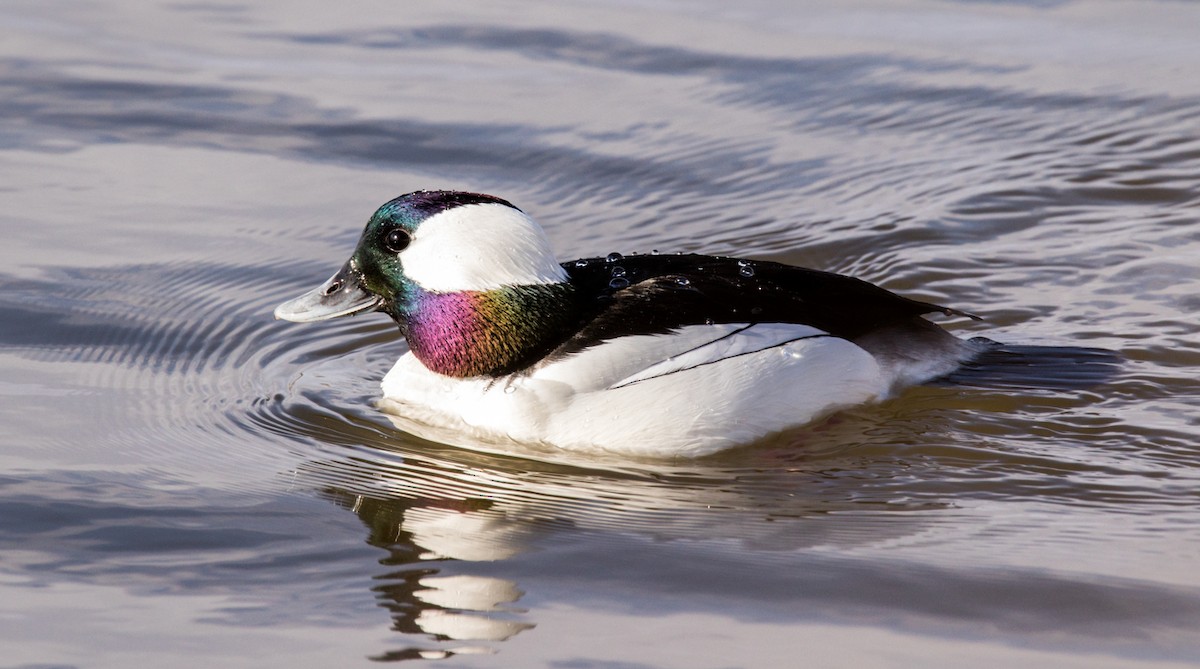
[934,337,1121,390]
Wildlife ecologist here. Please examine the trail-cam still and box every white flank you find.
[380,323,893,458]
[610,323,828,388]
[399,202,569,292]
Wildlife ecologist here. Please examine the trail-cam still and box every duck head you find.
[274,190,569,326]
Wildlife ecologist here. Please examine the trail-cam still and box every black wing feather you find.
[553,254,973,358]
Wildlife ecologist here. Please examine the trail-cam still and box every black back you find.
[554,253,973,358]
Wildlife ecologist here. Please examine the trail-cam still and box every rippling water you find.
[3,1,1200,667]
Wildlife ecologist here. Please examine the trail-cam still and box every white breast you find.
[379,323,894,458]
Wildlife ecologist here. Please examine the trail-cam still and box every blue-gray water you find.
[3,1,1199,667]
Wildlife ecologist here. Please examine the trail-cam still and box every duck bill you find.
[274,261,383,323]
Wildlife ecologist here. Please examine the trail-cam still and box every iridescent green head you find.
[274,190,568,325]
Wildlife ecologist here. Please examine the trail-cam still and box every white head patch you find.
[399,202,568,292]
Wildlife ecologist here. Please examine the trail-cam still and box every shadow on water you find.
[936,338,1123,391]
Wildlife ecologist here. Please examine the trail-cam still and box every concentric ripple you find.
[2,233,1196,551]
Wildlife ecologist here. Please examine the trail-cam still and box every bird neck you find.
[400,282,579,378]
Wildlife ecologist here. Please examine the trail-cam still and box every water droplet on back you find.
[574,259,589,267]
[606,252,623,263]
[609,277,630,289]
[739,264,755,277]
[674,276,690,286]
[611,266,626,277]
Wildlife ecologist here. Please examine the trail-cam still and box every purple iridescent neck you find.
[402,284,579,378]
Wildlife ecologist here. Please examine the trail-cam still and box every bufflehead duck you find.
[275,190,988,458]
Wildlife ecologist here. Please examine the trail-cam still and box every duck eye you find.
[383,228,411,253]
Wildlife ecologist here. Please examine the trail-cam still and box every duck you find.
[275,189,984,458]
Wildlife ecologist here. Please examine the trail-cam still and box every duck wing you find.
[554,254,972,359]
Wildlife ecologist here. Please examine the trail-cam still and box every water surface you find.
[3,1,1200,667]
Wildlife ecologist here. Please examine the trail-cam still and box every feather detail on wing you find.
[609,323,829,389]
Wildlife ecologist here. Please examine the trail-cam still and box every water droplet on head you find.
[739,264,755,277]
[611,266,626,278]
[606,252,623,263]
[609,277,630,289]
[574,259,589,267]
[674,276,690,286]
[651,249,660,255]
[750,306,763,315]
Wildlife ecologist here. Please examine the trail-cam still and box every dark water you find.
[3,1,1200,667]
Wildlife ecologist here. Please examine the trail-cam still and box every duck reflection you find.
[321,489,535,661]
[304,410,946,660]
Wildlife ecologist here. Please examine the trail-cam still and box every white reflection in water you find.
[403,506,534,562]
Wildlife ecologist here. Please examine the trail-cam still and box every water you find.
[2,1,1199,667]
